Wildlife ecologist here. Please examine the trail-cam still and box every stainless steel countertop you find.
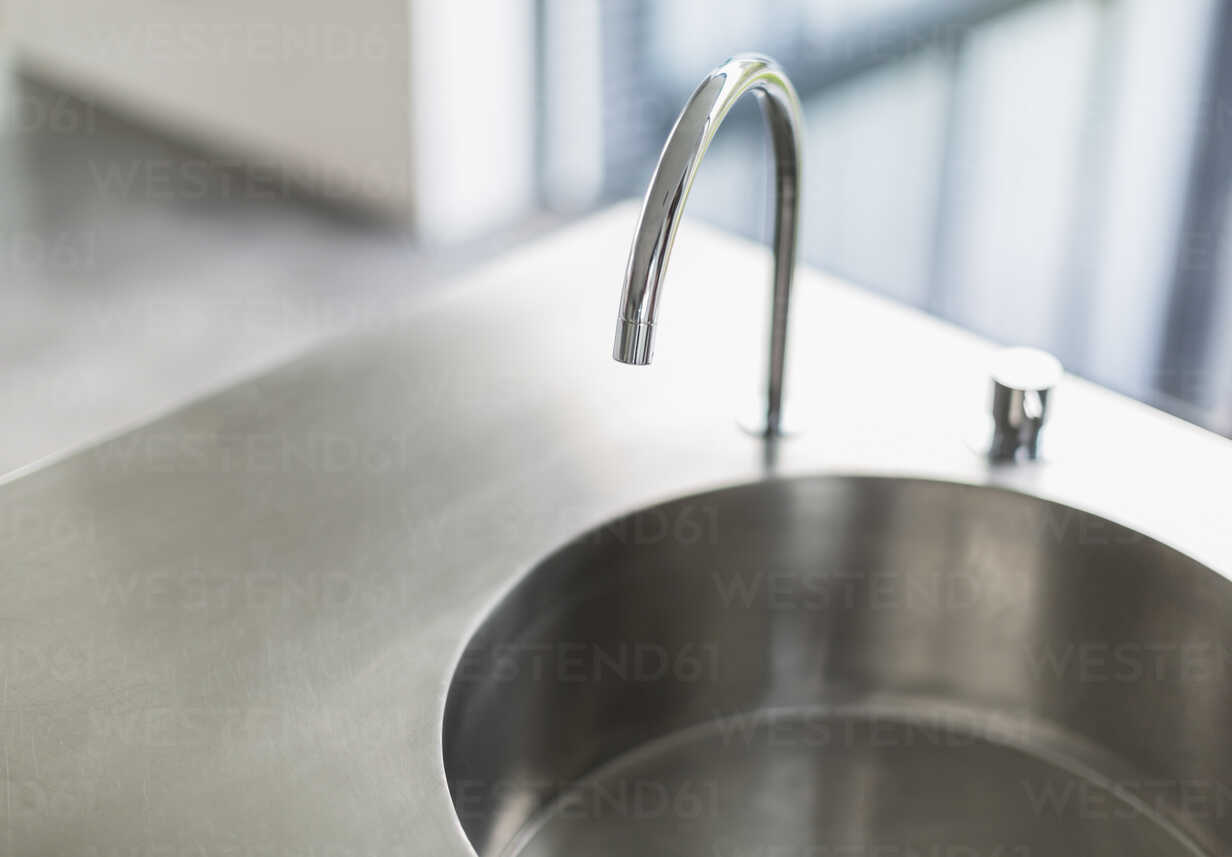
[2,204,1229,855]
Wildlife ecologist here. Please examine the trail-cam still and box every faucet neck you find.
[612,54,804,438]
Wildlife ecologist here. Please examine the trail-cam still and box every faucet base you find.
[737,402,800,439]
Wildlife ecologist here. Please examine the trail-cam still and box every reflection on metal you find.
[986,346,1063,461]
[445,475,1229,857]
[612,54,804,438]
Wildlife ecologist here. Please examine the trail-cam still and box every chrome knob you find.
[987,347,1062,461]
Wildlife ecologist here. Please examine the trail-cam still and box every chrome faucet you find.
[612,54,804,437]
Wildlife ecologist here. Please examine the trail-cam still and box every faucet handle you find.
[987,347,1062,462]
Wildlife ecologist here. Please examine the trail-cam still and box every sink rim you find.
[437,470,1229,857]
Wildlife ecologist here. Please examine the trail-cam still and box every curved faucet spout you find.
[612,54,804,437]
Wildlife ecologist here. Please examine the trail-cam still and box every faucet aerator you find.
[613,319,655,364]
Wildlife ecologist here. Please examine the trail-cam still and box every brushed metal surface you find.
[445,476,1230,856]
[1,206,1231,855]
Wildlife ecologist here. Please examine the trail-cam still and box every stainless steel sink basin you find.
[443,476,1232,857]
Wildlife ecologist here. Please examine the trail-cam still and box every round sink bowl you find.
[443,476,1231,857]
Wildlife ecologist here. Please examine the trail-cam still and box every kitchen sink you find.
[443,476,1231,857]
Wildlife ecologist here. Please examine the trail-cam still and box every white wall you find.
[408,0,535,243]
[5,0,415,216]
[3,0,537,237]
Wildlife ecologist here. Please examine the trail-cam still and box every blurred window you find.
[537,0,1232,434]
